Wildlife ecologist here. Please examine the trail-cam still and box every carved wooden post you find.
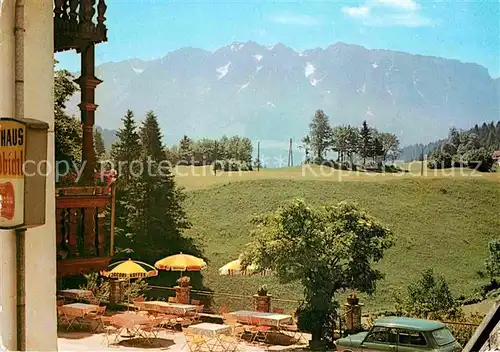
[76,42,102,182]
[55,208,64,250]
[68,208,79,257]
[97,207,105,256]
[69,0,79,25]
[83,208,96,256]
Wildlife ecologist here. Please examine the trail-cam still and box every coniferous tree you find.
[126,111,191,261]
[111,110,142,184]
[109,110,142,253]
[94,129,106,162]
[359,120,373,166]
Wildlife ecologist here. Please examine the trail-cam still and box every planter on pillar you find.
[175,276,191,304]
[254,285,271,312]
[109,279,125,305]
[344,297,363,333]
[253,294,272,312]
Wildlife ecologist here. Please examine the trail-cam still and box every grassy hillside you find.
[178,170,500,313]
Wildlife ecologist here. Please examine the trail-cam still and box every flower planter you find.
[347,297,359,305]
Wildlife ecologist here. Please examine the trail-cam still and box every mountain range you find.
[68,41,499,154]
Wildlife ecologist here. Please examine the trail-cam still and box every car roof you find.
[374,317,446,331]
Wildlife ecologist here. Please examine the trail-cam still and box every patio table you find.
[62,303,99,315]
[229,310,293,328]
[135,301,198,315]
[111,313,152,339]
[189,323,233,351]
[59,303,99,331]
[58,289,93,300]
[189,323,232,337]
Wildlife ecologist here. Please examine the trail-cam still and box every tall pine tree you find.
[94,129,106,162]
[359,120,373,166]
[110,110,142,254]
[126,111,191,261]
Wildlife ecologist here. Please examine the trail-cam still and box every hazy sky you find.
[56,0,500,77]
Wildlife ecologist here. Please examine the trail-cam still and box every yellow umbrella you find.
[154,252,207,276]
[101,258,158,279]
[218,259,264,276]
[100,259,158,308]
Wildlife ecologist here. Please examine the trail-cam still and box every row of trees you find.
[403,121,500,162]
[302,110,400,168]
[165,135,253,168]
[427,125,498,171]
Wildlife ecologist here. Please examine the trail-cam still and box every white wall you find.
[0,0,20,349]
[0,0,57,350]
[23,0,57,350]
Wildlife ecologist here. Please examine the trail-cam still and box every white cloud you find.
[342,0,433,27]
[375,0,420,11]
[270,13,320,26]
[342,6,370,18]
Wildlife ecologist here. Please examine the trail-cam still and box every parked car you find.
[335,316,462,352]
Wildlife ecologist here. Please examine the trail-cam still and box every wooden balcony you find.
[56,185,112,278]
[54,0,108,53]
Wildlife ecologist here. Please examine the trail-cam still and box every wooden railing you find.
[54,0,108,52]
[56,185,112,277]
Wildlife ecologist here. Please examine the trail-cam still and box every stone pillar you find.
[175,286,191,304]
[253,294,271,312]
[344,302,363,333]
[109,279,124,305]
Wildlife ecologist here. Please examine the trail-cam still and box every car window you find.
[431,327,455,346]
[364,326,398,344]
[398,329,427,346]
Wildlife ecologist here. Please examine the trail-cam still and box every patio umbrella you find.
[218,259,261,276]
[100,258,158,307]
[154,252,207,277]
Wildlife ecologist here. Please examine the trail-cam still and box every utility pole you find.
[257,141,260,171]
[288,138,293,167]
[213,140,218,176]
[420,146,424,176]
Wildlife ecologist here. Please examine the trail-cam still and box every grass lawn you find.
[171,165,500,313]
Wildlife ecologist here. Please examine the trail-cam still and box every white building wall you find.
[0,0,57,350]
[23,0,57,350]
[0,0,20,349]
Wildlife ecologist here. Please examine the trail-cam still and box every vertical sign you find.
[0,120,25,228]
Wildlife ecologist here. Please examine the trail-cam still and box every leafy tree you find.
[242,199,393,348]
[54,69,82,171]
[379,132,400,163]
[309,110,333,162]
[299,135,311,163]
[359,120,373,166]
[94,129,106,161]
[485,239,500,279]
[332,126,350,163]
[345,125,360,166]
[372,137,385,167]
[395,269,459,320]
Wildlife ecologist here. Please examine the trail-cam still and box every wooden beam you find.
[462,300,500,352]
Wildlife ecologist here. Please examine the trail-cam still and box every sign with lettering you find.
[0,120,25,228]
